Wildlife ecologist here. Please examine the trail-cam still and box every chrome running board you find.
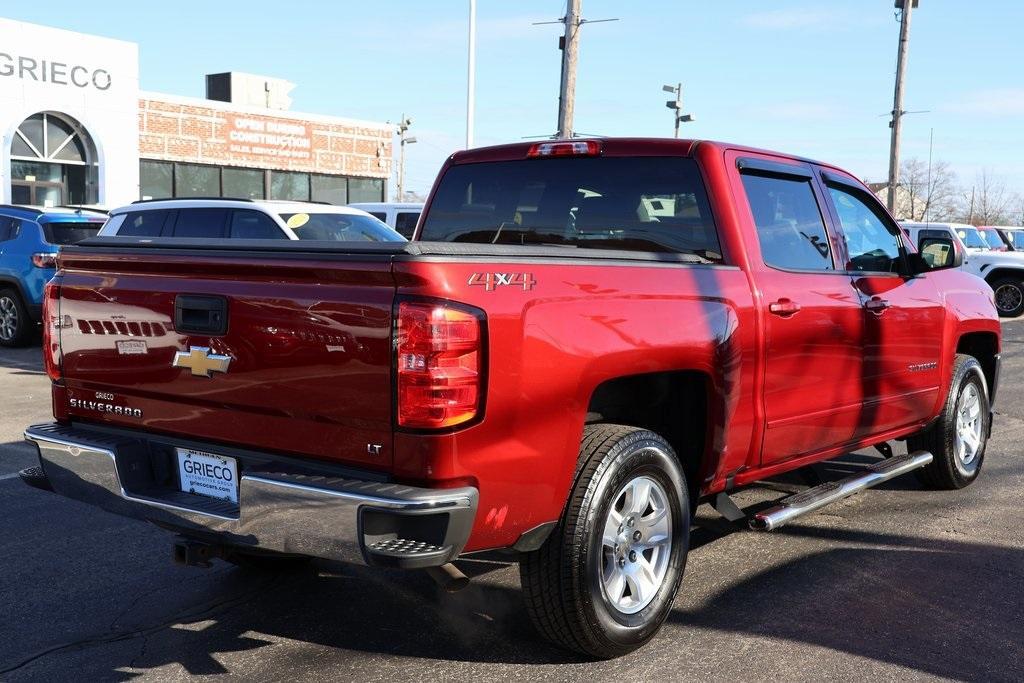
[750,451,933,531]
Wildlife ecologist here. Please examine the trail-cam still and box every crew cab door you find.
[819,170,944,436]
[730,154,864,465]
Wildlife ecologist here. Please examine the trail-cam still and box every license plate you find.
[176,448,239,504]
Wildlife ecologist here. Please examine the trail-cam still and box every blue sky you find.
[7,1,1023,197]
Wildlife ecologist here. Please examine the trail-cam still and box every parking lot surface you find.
[2,326,1023,682]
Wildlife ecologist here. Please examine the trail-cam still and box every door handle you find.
[768,298,801,317]
[865,296,890,313]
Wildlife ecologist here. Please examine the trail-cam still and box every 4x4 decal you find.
[468,272,537,292]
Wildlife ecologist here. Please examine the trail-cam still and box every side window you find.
[119,210,170,237]
[368,212,387,222]
[827,185,903,273]
[229,210,285,239]
[394,212,420,238]
[0,217,15,242]
[171,209,229,238]
[741,172,834,271]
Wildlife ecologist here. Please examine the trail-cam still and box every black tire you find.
[907,354,989,490]
[0,288,32,348]
[520,424,690,659]
[990,277,1024,317]
[223,549,312,572]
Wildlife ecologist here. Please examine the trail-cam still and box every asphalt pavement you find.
[2,326,1023,682]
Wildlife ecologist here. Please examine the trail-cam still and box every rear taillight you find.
[32,252,58,268]
[42,281,62,383]
[526,140,601,158]
[396,300,484,430]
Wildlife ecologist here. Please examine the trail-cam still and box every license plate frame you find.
[176,448,239,504]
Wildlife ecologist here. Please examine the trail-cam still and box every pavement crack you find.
[0,573,287,677]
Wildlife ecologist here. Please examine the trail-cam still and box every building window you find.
[223,167,265,200]
[174,163,220,197]
[311,174,348,204]
[349,177,384,203]
[270,171,310,201]
[140,161,173,200]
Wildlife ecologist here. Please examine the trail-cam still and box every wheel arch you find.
[584,370,713,504]
[956,332,999,403]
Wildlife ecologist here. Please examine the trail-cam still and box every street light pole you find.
[397,115,416,201]
[887,0,917,213]
[466,0,476,149]
[663,83,694,137]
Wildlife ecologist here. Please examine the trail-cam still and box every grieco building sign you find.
[0,17,393,208]
[0,53,112,90]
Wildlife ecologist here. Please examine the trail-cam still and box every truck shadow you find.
[35,524,1021,680]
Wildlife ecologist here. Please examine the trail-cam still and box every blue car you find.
[0,206,107,346]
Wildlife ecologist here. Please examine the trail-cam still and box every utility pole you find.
[557,0,582,138]
[466,0,476,148]
[887,0,917,213]
[663,82,695,138]
[396,115,416,201]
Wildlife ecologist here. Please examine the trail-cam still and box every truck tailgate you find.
[56,247,397,470]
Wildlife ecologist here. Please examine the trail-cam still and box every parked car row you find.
[901,221,1024,317]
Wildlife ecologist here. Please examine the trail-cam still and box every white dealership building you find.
[0,18,393,209]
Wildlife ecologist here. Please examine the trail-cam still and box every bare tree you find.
[958,169,1016,225]
[896,157,958,221]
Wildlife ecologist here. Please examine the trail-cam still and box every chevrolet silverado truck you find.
[22,139,1000,659]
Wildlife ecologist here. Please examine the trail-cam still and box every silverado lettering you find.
[24,138,1000,660]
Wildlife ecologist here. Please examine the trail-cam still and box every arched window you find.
[11,112,90,164]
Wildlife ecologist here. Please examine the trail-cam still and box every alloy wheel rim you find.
[600,471,673,615]
[0,296,17,341]
[994,283,1023,313]
[954,383,983,470]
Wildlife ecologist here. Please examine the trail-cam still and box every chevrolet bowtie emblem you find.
[172,346,232,378]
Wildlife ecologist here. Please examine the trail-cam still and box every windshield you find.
[956,227,989,250]
[279,213,405,242]
[419,157,722,261]
[979,229,1005,249]
[42,220,104,245]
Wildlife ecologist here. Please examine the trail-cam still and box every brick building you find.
[0,18,393,208]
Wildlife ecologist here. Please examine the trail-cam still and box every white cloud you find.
[945,88,1024,117]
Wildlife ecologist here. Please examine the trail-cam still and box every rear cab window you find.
[419,156,722,261]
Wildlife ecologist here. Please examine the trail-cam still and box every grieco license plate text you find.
[177,448,239,504]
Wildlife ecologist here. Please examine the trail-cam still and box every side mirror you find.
[912,236,963,273]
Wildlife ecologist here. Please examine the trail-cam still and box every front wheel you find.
[991,277,1024,317]
[908,354,990,490]
[520,424,689,659]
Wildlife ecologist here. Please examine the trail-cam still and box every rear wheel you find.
[0,289,32,348]
[908,354,989,490]
[520,424,689,659]
[991,277,1024,317]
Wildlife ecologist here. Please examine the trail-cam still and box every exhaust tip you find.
[425,563,470,592]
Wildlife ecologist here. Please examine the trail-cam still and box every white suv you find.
[347,202,423,239]
[903,221,1024,316]
[99,199,405,242]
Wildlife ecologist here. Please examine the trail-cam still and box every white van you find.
[347,202,423,239]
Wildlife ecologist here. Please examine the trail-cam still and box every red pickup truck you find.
[24,138,1000,658]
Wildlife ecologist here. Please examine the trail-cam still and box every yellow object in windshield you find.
[286,213,310,229]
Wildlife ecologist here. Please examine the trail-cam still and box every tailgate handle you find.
[175,295,228,336]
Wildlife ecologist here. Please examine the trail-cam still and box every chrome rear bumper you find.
[25,423,478,568]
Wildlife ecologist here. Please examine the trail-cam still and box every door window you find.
[0,217,19,242]
[171,209,229,238]
[229,210,285,239]
[827,185,903,273]
[119,210,172,237]
[741,173,834,270]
